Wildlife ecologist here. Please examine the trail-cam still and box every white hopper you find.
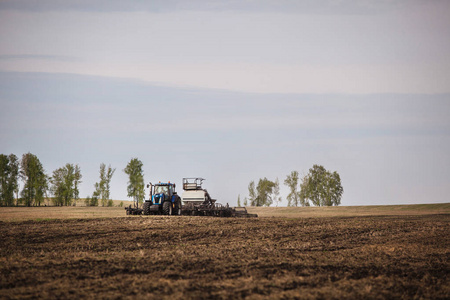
[182,189,206,205]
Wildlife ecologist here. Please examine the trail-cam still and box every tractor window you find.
[154,186,169,195]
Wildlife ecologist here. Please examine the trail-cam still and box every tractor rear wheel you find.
[143,202,151,215]
[163,201,172,216]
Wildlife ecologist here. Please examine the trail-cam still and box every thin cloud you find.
[2,72,449,136]
[0,0,432,15]
[0,54,79,62]
[1,6,448,94]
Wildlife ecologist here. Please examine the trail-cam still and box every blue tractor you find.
[142,182,182,215]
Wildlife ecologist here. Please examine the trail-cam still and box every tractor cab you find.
[151,182,176,205]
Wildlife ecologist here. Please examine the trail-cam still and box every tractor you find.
[142,182,182,215]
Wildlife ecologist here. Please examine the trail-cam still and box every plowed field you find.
[1,215,449,299]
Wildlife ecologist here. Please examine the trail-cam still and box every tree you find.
[63,164,75,206]
[237,194,241,207]
[50,167,65,206]
[256,178,276,207]
[0,154,19,206]
[123,158,145,208]
[243,197,248,206]
[20,153,48,206]
[273,178,282,207]
[284,171,304,207]
[96,163,116,206]
[299,164,343,206]
[50,163,82,206]
[73,164,82,205]
[248,181,257,206]
[8,154,20,206]
[248,178,276,206]
[105,164,115,200]
[0,155,6,206]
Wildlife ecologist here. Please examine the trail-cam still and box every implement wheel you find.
[163,201,172,216]
[173,198,182,216]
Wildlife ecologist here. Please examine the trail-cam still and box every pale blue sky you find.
[1,1,449,205]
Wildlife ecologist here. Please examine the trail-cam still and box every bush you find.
[85,195,99,207]
[107,199,114,207]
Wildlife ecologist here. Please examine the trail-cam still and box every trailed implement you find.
[180,178,257,217]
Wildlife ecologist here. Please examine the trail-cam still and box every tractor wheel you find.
[163,201,172,216]
[143,202,151,215]
[173,198,182,216]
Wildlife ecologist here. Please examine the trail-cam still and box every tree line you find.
[2,153,343,208]
[0,152,146,208]
[0,152,115,207]
[238,164,343,207]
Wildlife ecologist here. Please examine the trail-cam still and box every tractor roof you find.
[154,182,175,186]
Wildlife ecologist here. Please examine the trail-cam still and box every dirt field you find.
[1,207,449,299]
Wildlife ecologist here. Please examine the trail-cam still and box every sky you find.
[1,0,449,206]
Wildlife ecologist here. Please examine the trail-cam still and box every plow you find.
[125,178,257,218]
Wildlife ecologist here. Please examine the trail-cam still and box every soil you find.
[0,215,449,299]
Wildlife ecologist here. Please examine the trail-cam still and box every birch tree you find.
[20,153,47,206]
[123,158,144,208]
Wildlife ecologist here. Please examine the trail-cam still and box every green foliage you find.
[105,165,115,199]
[50,163,82,206]
[248,181,256,206]
[85,195,99,207]
[95,163,116,206]
[284,171,304,206]
[50,168,65,206]
[119,201,123,207]
[92,194,99,206]
[20,153,48,206]
[0,154,20,206]
[0,154,9,206]
[237,194,241,207]
[257,178,276,207]
[107,199,114,207]
[243,197,248,206]
[299,164,343,206]
[123,158,145,208]
[248,178,276,207]
[273,178,282,207]
[73,165,82,202]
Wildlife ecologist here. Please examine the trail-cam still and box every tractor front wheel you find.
[163,201,172,216]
